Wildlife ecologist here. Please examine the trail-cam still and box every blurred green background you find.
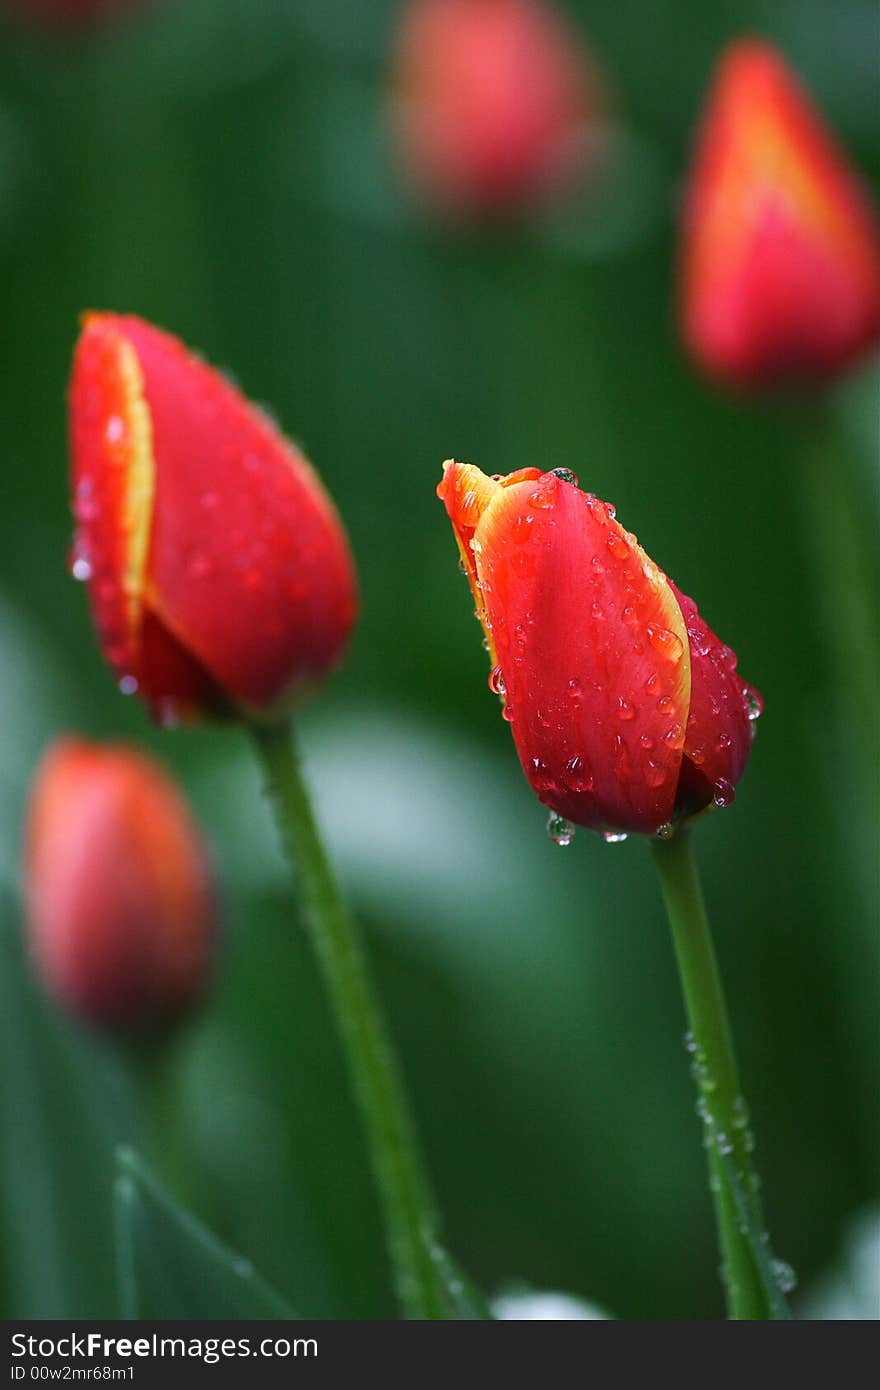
[0,0,877,1321]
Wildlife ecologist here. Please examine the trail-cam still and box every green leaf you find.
[430,1243,494,1320]
[717,1151,793,1321]
[114,1147,296,1320]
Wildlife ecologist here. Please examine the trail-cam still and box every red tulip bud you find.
[680,39,880,389]
[68,314,358,724]
[438,462,761,839]
[24,739,215,1029]
[391,0,603,218]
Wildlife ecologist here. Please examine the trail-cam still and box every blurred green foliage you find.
[0,0,877,1320]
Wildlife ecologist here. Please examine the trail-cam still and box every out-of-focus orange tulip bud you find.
[438,461,762,840]
[68,314,358,724]
[390,0,604,219]
[24,739,215,1029]
[680,39,880,389]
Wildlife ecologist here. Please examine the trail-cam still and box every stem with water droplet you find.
[250,720,448,1319]
[651,827,780,1319]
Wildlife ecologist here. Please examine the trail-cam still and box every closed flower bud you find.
[24,739,215,1029]
[390,0,602,218]
[68,313,358,723]
[680,39,880,389]
[438,461,761,837]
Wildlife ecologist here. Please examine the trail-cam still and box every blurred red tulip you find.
[25,739,215,1029]
[69,314,358,723]
[681,39,880,389]
[438,461,761,838]
[391,0,603,218]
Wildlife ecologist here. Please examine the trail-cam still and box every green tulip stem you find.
[251,720,447,1320]
[651,828,776,1319]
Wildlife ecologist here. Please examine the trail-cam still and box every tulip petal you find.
[670,583,759,815]
[437,459,542,662]
[84,315,357,713]
[69,314,154,681]
[472,472,692,834]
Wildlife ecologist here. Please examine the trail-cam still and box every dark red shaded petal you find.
[671,582,758,814]
[474,474,691,834]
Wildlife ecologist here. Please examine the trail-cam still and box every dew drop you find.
[606,532,629,560]
[770,1259,797,1295]
[71,556,92,582]
[640,733,654,750]
[605,501,616,519]
[716,731,732,750]
[547,812,575,847]
[617,696,636,721]
[591,601,604,619]
[488,665,506,696]
[548,467,578,486]
[647,625,684,663]
[713,777,736,807]
[602,830,628,844]
[654,822,674,841]
[744,689,763,721]
[118,675,138,696]
[528,486,554,510]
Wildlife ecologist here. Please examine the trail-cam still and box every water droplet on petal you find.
[654,822,674,840]
[118,675,138,696]
[547,812,575,847]
[713,777,736,807]
[744,689,763,721]
[617,696,636,721]
[528,486,554,510]
[602,830,628,844]
[488,665,505,696]
[71,555,92,582]
[647,625,684,663]
[606,532,629,560]
[548,467,578,486]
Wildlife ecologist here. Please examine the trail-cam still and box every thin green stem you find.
[651,829,771,1319]
[250,720,448,1319]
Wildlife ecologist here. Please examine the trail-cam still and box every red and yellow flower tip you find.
[68,313,358,724]
[24,739,215,1030]
[390,0,604,219]
[438,461,762,839]
[680,39,880,390]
